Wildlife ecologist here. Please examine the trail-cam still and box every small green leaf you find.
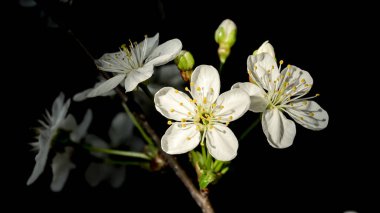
[199,170,216,189]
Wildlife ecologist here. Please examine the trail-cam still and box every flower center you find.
[120,37,147,69]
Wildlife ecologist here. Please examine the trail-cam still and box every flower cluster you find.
[26,18,328,203]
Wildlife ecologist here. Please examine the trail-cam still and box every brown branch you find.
[69,31,214,213]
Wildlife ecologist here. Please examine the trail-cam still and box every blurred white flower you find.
[87,33,182,97]
[154,65,250,161]
[27,93,71,186]
[27,93,93,191]
[85,113,143,188]
[233,50,328,148]
[73,76,116,102]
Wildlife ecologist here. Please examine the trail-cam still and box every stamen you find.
[167,120,172,125]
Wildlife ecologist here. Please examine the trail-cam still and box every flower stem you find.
[219,62,224,73]
[104,158,150,167]
[85,145,151,160]
[239,114,262,141]
[139,84,154,101]
[122,102,155,147]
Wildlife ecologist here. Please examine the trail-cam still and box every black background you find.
[8,0,377,212]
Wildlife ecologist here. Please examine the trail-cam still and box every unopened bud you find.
[215,19,237,64]
[175,50,194,82]
[175,50,194,71]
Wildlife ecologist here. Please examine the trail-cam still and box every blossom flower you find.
[233,44,329,148]
[87,33,182,97]
[154,65,250,161]
[27,93,93,191]
[85,113,143,188]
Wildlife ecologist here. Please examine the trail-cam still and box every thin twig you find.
[68,30,214,213]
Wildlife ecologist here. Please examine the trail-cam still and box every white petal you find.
[145,39,182,66]
[109,113,132,147]
[190,65,220,105]
[70,109,93,143]
[109,166,126,188]
[154,87,195,121]
[74,82,117,102]
[85,134,109,158]
[85,163,112,187]
[50,147,76,192]
[161,123,200,154]
[95,52,133,73]
[51,93,71,129]
[214,89,250,122]
[247,53,280,91]
[87,74,125,98]
[284,101,328,130]
[262,108,296,148]
[124,65,154,92]
[27,130,51,185]
[255,40,275,59]
[139,33,159,59]
[280,65,313,96]
[206,124,238,161]
[60,114,77,131]
[232,82,268,112]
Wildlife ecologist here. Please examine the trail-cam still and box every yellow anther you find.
[181,123,187,127]
[300,117,304,121]
[271,65,274,69]
[316,93,320,97]
[170,108,175,112]
[186,137,191,140]
[220,105,224,109]
[287,64,291,69]
[229,116,233,120]
[212,103,217,108]
[305,84,309,87]
[226,121,230,126]
[196,87,201,91]
[287,72,291,76]
[188,112,192,116]
[203,97,207,104]
[179,102,184,106]
[196,125,200,130]
[301,79,306,83]
[174,89,179,93]
[190,82,194,86]
[309,112,315,117]
[210,88,214,93]
[191,99,197,103]
[209,125,214,130]
[181,118,186,122]
[292,86,297,91]
[279,60,284,65]
[167,120,172,125]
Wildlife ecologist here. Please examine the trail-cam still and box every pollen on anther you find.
[188,112,192,116]
[174,89,179,93]
[229,116,233,120]
[181,123,187,127]
[179,102,184,106]
[167,120,172,125]
[279,60,284,65]
[186,137,191,140]
[170,108,175,112]
[190,82,194,86]
[287,64,291,69]
[185,87,190,91]
[309,112,315,117]
[220,105,224,109]
[181,118,186,122]
[203,97,207,104]
[196,87,201,91]
[316,93,320,97]
[212,103,216,108]
[301,79,306,83]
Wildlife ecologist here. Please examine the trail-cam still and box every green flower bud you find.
[175,50,194,71]
[214,19,237,47]
[174,50,195,82]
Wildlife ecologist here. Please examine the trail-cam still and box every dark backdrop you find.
[8,0,377,212]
